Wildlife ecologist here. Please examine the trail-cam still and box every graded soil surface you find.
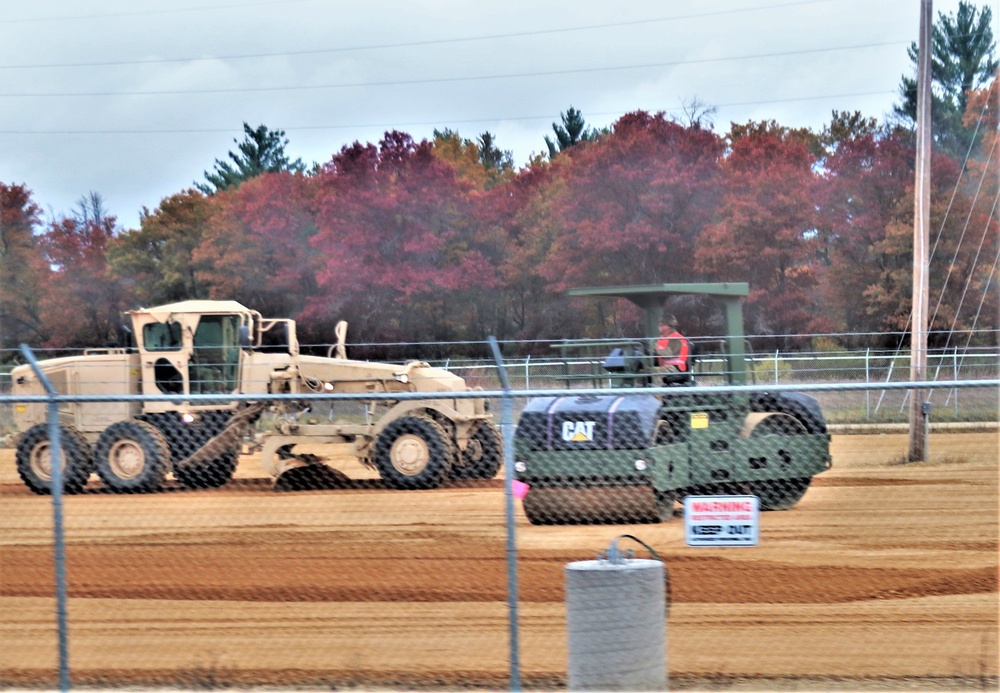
[1,432,997,690]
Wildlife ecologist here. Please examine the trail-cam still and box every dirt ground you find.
[0,431,997,690]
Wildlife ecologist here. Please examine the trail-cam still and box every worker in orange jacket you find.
[655,314,689,372]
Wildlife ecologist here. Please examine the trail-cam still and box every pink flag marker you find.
[511,479,530,500]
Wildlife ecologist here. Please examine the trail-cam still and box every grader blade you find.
[273,463,351,492]
[174,403,265,472]
[521,486,662,525]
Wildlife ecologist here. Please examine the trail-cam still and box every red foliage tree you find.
[694,122,822,340]
[539,112,724,294]
[38,211,123,348]
[307,132,501,348]
[194,172,320,326]
[0,183,49,350]
[815,128,913,339]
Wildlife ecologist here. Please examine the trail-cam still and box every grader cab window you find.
[191,315,241,394]
[143,321,182,351]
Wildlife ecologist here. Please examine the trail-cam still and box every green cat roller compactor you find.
[513,283,832,525]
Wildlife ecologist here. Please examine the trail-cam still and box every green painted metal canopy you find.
[567,282,751,384]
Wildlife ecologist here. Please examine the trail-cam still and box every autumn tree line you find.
[2,6,997,359]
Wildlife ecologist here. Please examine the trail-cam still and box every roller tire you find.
[655,490,678,522]
[94,420,171,493]
[15,424,94,495]
[375,416,454,490]
[745,410,813,510]
[522,489,555,525]
[748,477,812,511]
[451,421,502,480]
[750,392,828,434]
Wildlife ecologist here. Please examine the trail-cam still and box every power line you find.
[1,0,839,66]
[0,90,897,136]
[1,41,906,98]
[0,0,312,25]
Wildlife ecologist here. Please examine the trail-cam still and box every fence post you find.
[20,345,71,692]
[488,336,521,692]
[865,348,871,420]
[953,346,959,419]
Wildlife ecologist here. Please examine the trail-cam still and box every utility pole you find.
[909,0,932,462]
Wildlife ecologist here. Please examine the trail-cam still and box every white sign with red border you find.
[684,495,759,546]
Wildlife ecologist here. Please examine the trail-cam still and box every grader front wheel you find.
[451,422,502,480]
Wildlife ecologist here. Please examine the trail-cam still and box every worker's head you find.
[660,313,677,329]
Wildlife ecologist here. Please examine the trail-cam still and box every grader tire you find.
[173,451,239,489]
[15,424,94,495]
[94,420,171,493]
[375,416,455,490]
[141,410,240,491]
[451,422,502,480]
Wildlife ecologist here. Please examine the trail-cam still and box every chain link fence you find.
[1,345,997,690]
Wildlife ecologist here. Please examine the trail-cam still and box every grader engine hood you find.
[293,354,469,394]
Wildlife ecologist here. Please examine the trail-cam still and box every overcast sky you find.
[0,0,985,231]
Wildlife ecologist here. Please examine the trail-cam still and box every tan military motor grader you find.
[11,300,500,494]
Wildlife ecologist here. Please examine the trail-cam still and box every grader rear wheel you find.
[94,420,171,493]
[15,424,94,495]
[141,410,242,490]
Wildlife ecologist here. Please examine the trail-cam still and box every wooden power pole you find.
[909,0,932,462]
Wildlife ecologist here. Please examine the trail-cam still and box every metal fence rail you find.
[1,373,997,690]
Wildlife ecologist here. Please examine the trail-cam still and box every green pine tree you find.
[197,122,305,194]
[894,1,998,156]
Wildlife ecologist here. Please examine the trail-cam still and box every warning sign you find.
[684,495,759,547]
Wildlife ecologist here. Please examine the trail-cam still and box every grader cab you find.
[12,300,499,494]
